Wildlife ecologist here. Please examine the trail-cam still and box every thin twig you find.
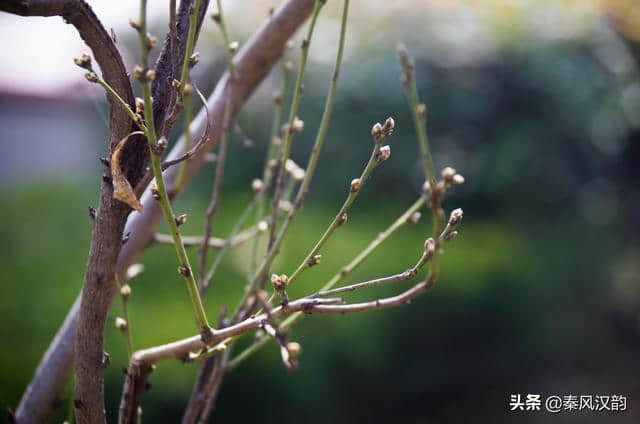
[227,195,426,369]
[136,0,212,337]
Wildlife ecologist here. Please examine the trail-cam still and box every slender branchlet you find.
[286,117,394,287]
[248,56,293,277]
[227,195,426,369]
[233,0,347,321]
[266,0,324,253]
[397,43,436,184]
[115,275,135,358]
[199,0,237,290]
[133,0,212,339]
[75,55,145,132]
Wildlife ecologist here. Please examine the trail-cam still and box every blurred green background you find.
[1,0,640,422]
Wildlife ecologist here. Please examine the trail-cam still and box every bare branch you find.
[13,0,317,422]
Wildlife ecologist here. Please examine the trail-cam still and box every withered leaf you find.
[111,131,145,211]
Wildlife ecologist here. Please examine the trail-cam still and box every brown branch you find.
[124,274,438,371]
[153,222,261,249]
[11,0,316,422]
[0,1,150,423]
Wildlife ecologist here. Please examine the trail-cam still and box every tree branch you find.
[0,1,151,423]
[10,0,316,421]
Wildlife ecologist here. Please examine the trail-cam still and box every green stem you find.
[287,141,380,285]
[226,195,426,370]
[231,0,324,318]
[178,0,203,92]
[138,0,210,334]
[250,59,292,276]
[175,93,192,191]
[96,78,144,132]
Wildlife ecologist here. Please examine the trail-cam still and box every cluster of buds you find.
[282,116,304,136]
[75,55,100,84]
[74,53,93,71]
[271,273,289,292]
[133,65,156,83]
[285,159,305,182]
[371,117,395,144]
[441,167,465,186]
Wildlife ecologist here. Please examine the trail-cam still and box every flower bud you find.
[133,65,144,81]
[157,137,168,150]
[228,41,239,53]
[251,178,265,192]
[338,212,348,226]
[189,52,200,67]
[285,60,294,72]
[145,69,156,81]
[422,181,431,194]
[129,18,141,30]
[452,174,465,185]
[308,254,322,267]
[126,263,145,280]
[115,317,128,331]
[120,284,132,298]
[287,341,301,357]
[211,12,221,22]
[183,83,193,97]
[448,208,464,227]
[424,237,436,256]
[383,116,395,136]
[278,200,293,213]
[416,103,427,119]
[442,166,456,181]
[350,178,362,193]
[272,91,283,105]
[292,117,304,133]
[74,54,92,70]
[147,34,158,50]
[175,214,187,226]
[377,145,391,163]
[84,72,98,83]
[371,122,383,140]
[409,211,421,224]
[257,220,269,232]
[135,97,144,114]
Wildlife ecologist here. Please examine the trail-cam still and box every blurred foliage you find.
[2,2,640,423]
